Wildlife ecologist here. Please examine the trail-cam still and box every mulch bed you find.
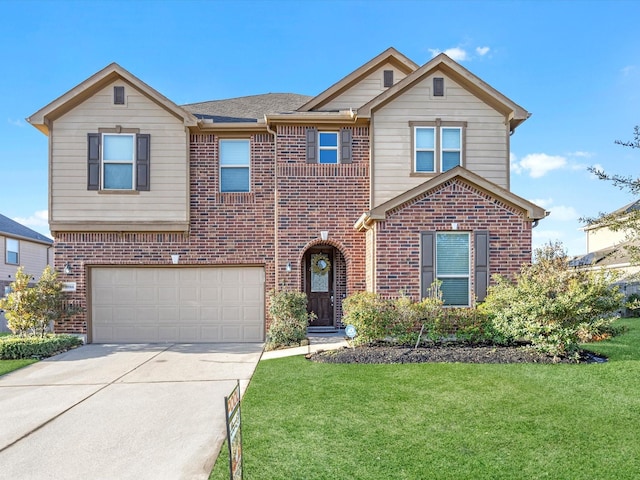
[308,344,607,364]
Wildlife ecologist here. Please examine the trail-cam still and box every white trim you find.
[101,133,136,190]
[318,131,339,164]
[440,127,462,172]
[435,231,470,307]
[414,126,436,173]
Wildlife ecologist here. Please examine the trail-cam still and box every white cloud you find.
[13,210,49,230]
[621,65,636,76]
[532,229,565,241]
[530,197,553,208]
[568,151,594,158]
[510,152,522,174]
[429,45,492,62]
[547,205,579,222]
[517,153,567,178]
[8,118,24,127]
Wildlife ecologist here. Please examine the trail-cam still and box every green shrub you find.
[343,286,498,346]
[266,290,314,350]
[342,292,396,345]
[0,334,83,360]
[0,266,82,337]
[481,242,624,359]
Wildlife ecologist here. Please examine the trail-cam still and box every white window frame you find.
[318,131,339,164]
[436,232,470,307]
[414,127,436,173]
[5,238,19,265]
[102,133,136,190]
[219,139,251,193]
[440,127,462,172]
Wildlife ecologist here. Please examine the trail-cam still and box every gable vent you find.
[433,77,444,97]
[114,86,125,105]
[383,70,394,88]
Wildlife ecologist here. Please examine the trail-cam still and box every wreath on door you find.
[311,253,331,275]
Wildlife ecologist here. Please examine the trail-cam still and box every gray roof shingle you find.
[0,214,52,244]
[181,93,312,122]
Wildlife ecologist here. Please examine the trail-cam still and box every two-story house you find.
[27,47,546,343]
[1,214,53,332]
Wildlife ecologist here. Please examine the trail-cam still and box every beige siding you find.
[0,235,52,281]
[322,65,409,111]
[587,227,628,253]
[371,72,509,207]
[50,81,189,226]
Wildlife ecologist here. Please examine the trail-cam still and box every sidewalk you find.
[261,331,349,360]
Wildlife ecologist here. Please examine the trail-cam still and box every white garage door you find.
[91,267,264,343]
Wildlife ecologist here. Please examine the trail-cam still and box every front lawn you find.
[210,318,640,479]
[0,358,37,376]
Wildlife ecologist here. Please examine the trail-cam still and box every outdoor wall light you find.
[451,223,458,230]
[286,262,292,272]
[320,230,329,241]
[171,254,180,265]
[63,262,72,275]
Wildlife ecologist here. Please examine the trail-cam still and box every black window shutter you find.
[434,77,444,96]
[306,128,317,163]
[136,134,151,191]
[114,86,125,105]
[421,231,436,298]
[474,230,490,302]
[383,70,394,88]
[340,128,352,164]
[87,133,100,190]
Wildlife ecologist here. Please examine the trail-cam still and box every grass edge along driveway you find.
[210,318,640,480]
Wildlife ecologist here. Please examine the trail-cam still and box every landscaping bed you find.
[309,343,606,364]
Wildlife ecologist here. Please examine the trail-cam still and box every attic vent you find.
[433,77,444,97]
[114,86,125,105]
[383,70,394,88]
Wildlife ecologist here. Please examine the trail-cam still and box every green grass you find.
[210,318,640,479]
[0,358,37,376]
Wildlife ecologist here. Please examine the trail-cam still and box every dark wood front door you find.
[305,247,334,327]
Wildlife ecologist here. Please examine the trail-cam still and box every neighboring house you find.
[0,214,53,332]
[571,200,640,287]
[27,47,546,343]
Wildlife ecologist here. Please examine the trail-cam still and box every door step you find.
[307,326,339,334]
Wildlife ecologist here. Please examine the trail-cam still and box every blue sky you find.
[1,0,639,255]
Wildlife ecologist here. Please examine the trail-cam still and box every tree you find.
[584,126,640,263]
[0,266,80,337]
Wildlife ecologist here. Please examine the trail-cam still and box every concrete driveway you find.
[0,343,263,480]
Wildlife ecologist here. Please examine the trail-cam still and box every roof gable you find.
[0,213,52,245]
[355,166,546,230]
[297,47,419,112]
[357,53,530,132]
[28,63,198,135]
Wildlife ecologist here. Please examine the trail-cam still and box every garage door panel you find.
[92,267,264,343]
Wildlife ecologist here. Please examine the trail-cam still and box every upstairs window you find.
[5,238,18,265]
[87,132,150,191]
[305,128,352,164]
[441,127,462,171]
[413,123,465,174]
[103,134,135,189]
[220,139,250,192]
[319,132,339,164]
[415,127,436,173]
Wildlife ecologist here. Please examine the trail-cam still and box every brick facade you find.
[53,126,370,335]
[373,178,532,301]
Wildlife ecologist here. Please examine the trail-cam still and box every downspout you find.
[265,117,279,288]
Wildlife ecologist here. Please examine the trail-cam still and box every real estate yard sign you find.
[225,381,243,480]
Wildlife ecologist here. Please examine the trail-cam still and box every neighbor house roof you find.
[0,214,52,245]
[28,63,198,135]
[355,166,547,231]
[182,93,312,122]
[357,53,530,132]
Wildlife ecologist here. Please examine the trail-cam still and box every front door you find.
[305,247,334,327]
